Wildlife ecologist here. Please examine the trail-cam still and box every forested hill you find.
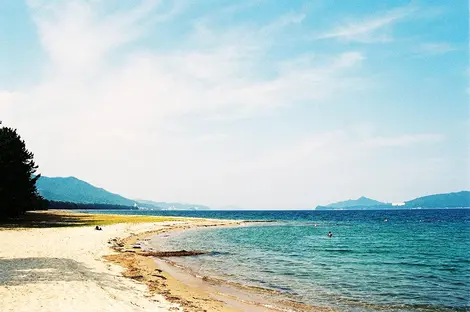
[326,196,385,209]
[404,191,470,208]
[316,191,470,210]
[36,176,138,206]
[135,199,210,210]
[36,176,210,210]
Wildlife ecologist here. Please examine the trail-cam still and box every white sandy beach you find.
[0,213,322,312]
[0,222,184,312]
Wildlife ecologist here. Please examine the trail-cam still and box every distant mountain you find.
[405,191,470,208]
[316,192,470,210]
[37,176,137,206]
[135,199,210,211]
[37,176,209,210]
[327,196,385,209]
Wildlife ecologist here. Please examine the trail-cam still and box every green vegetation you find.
[47,200,138,210]
[326,196,385,209]
[0,122,46,220]
[37,176,210,210]
[36,176,141,207]
[0,210,181,229]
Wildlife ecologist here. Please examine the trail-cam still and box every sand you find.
[0,212,329,312]
[0,213,281,312]
[0,221,187,312]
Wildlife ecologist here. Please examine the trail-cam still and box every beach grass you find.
[0,210,181,229]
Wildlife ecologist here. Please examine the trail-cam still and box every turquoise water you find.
[147,209,470,311]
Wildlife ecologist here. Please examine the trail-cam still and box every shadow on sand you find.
[0,257,127,291]
[0,211,102,229]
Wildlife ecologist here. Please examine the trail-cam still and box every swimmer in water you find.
[328,231,333,238]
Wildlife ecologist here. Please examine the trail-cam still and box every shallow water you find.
[146,209,470,312]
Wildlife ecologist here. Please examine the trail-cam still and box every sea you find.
[85,209,470,311]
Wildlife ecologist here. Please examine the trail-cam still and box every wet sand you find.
[103,217,282,311]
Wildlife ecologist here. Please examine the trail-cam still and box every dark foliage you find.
[0,122,46,219]
[46,200,138,210]
[36,176,138,206]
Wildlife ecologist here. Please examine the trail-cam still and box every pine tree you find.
[0,122,45,219]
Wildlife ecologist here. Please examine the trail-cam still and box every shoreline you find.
[105,216,333,312]
[0,211,331,312]
[0,211,286,312]
[103,217,286,311]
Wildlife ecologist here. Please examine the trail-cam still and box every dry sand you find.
[0,213,282,312]
[0,212,328,312]
[0,221,186,312]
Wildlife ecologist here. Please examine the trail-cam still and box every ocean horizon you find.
[84,208,470,312]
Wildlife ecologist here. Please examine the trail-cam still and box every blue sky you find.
[0,0,468,209]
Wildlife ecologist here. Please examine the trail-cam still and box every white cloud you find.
[234,131,445,174]
[317,6,414,43]
[3,1,367,123]
[206,130,447,208]
[0,1,454,208]
[31,1,146,72]
[260,11,306,34]
[0,1,367,201]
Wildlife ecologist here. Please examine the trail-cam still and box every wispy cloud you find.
[316,6,414,43]
[4,1,367,121]
[0,0,368,198]
[415,42,458,56]
[29,1,162,72]
[260,11,306,34]
[228,130,445,177]
[218,129,447,207]
[1,0,463,208]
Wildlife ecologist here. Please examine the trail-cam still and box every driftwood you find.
[107,236,207,257]
[138,250,208,257]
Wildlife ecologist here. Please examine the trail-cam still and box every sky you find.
[0,0,468,209]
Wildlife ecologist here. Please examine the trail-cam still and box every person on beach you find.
[328,231,333,238]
